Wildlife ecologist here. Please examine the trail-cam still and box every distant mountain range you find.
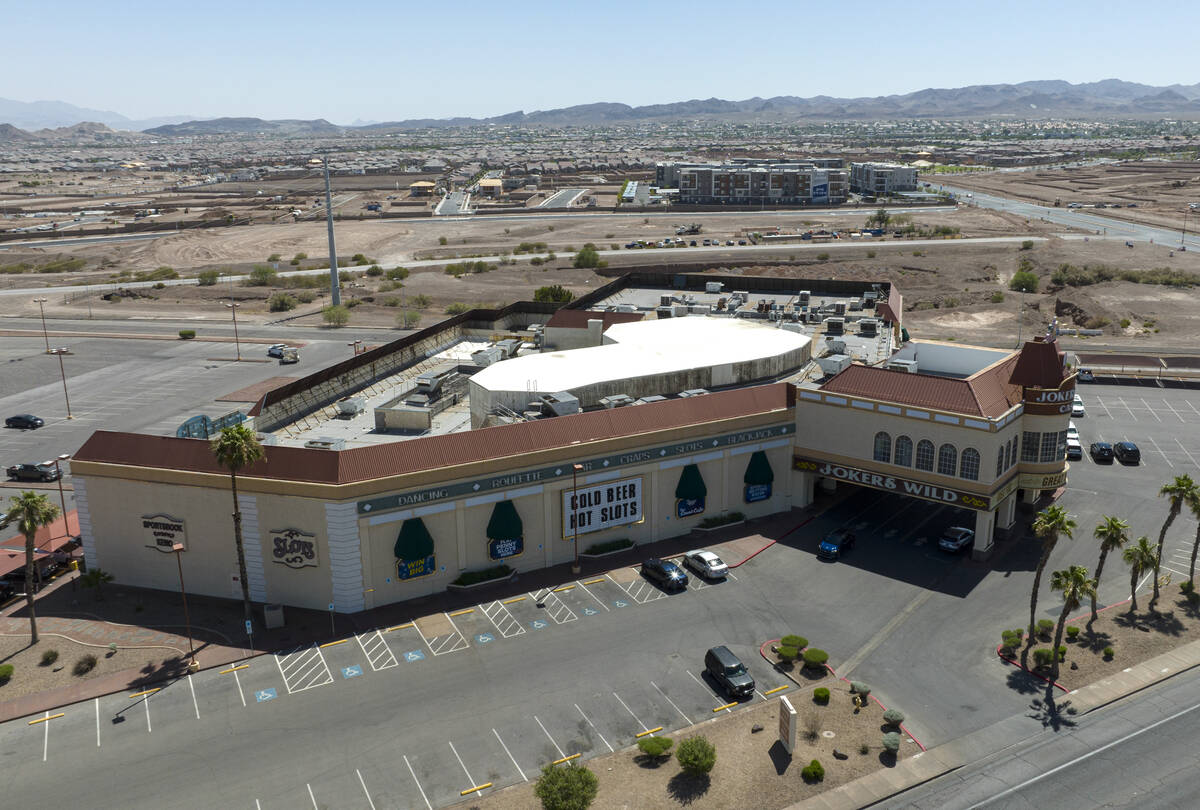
[2,80,1199,137]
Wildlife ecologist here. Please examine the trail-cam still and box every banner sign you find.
[676,498,706,518]
[142,513,186,552]
[793,457,990,511]
[488,537,524,561]
[562,476,643,538]
[397,554,435,580]
[778,695,797,755]
[745,483,772,503]
[1023,385,1077,416]
[270,528,318,569]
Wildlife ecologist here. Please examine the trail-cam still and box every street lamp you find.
[348,340,363,355]
[571,463,584,575]
[171,542,198,672]
[224,301,241,361]
[47,454,70,539]
[33,297,50,353]
[47,348,73,419]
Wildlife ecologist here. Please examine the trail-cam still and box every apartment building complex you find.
[849,162,919,195]
[656,160,848,205]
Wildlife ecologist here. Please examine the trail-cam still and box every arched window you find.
[996,447,1005,478]
[961,448,981,481]
[873,431,891,463]
[894,436,913,467]
[937,443,957,476]
[915,440,935,471]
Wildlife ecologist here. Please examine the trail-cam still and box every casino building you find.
[70,272,1073,614]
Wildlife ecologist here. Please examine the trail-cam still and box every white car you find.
[938,527,975,553]
[683,549,729,579]
[267,343,290,358]
[1066,437,1083,460]
[1072,395,1085,417]
[1067,421,1079,442]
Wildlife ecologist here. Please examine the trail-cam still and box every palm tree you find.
[1049,565,1096,682]
[1090,516,1130,622]
[1026,505,1076,662]
[1187,489,1200,587]
[211,424,265,627]
[1123,536,1158,614]
[5,491,60,644]
[1154,475,1197,606]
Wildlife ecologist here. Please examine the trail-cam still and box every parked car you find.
[1114,441,1141,464]
[738,240,748,246]
[704,645,755,700]
[266,344,290,358]
[1066,422,1079,442]
[1066,438,1083,460]
[683,549,728,579]
[641,557,688,591]
[6,463,62,482]
[818,528,855,560]
[5,414,43,430]
[1077,368,1094,382]
[1089,441,1114,462]
[938,526,975,553]
[1071,395,1086,417]
[689,240,697,247]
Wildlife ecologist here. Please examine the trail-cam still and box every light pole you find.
[1016,287,1028,348]
[171,542,198,671]
[48,454,70,538]
[315,156,342,307]
[348,340,363,355]
[33,297,50,353]
[571,463,584,575]
[48,347,73,418]
[225,302,241,361]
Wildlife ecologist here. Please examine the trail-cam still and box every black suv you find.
[640,558,689,591]
[1089,442,1114,462]
[1114,442,1141,464]
[818,528,855,560]
[5,414,43,430]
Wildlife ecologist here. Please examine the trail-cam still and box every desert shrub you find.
[1066,626,1080,640]
[778,645,798,664]
[636,736,673,758]
[338,270,355,282]
[573,245,601,269]
[134,266,179,281]
[801,759,825,783]
[676,736,716,775]
[1033,648,1054,668]
[1036,618,1054,638]
[178,329,195,339]
[850,681,871,699]
[438,236,448,245]
[41,649,59,666]
[882,708,905,726]
[911,249,924,257]
[1010,269,1039,292]
[444,302,470,315]
[74,654,98,676]
[514,241,549,254]
[410,294,432,308]
[0,663,12,684]
[267,253,281,262]
[245,264,277,286]
[1021,240,1034,250]
[37,257,88,273]
[352,253,370,265]
[533,761,598,810]
[1103,646,1115,658]
[153,282,166,289]
[295,290,316,304]
[1119,318,1131,329]
[534,284,574,303]
[344,298,361,308]
[365,264,384,276]
[813,687,830,705]
[802,648,829,669]
[859,743,870,755]
[444,260,494,277]
[816,252,830,260]
[530,256,544,266]
[293,252,307,261]
[881,732,901,753]
[396,310,421,328]
[383,296,402,307]
[991,291,1005,303]
[1085,316,1110,329]
[866,250,877,258]
[321,304,350,326]
[268,293,297,312]
[781,634,808,650]
[386,266,409,280]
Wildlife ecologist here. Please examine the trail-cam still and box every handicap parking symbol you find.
[613,600,628,608]
[529,619,549,630]
[342,665,363,679]
[582,607,598,616]
[255,688,277,703]
[403,650,426,662]
[474,632,495,644]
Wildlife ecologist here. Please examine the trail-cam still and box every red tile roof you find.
[545,310,644,329]
[74,384,794,486]
[819,355,1022,418]
[1010,336,1068,389]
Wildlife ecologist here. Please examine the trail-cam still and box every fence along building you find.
[656,161,848,205]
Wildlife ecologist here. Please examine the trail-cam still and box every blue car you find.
[818,529,855,560]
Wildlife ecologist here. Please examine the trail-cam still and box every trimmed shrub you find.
[676,736,716,776]
[812,687,830,705]
[451,565,512,587]
[0,663,12,684]
[1057,645,1067,662]
[178,329,195,339]
[778,645,798,664]
[850,681,871,699]
[1066,626,1080,641]
[802,648,829,669]
[781,634,808,650]
[1032,648,1054,668]
[636,736,673,758]
[1000,630,1021,653]
[882,732,901,753]
[801,759,825,783]
[583,538,632,555]
[882,708,905,726]
[533,761,598,810]
[697,511,744,529]
[1036,618,1054,638]
[1103,646,1115,658]
[40,649,59,666]
[74,654,98,676]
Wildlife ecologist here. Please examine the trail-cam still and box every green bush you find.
[1103,646,1115,658]
[134,266,179,282]
[1036,618,1054,638]
[293,252,307,261]
[352,253,369,265]
[366,265,384,277]
[267,253,281,263]
[246,264,277,286]
[881,732,901,754]
[1010,269,1039,293]
[583,538,632,555]
[1066,626,1080,640]
[438,236,448,245]
[991,291,1005,303]
[676,736,716,776]
[444,260,494,277]
[533,761,598,810]
[778,645,798,663]
[1119,318,1131,329]
[816,252,830,261]
[445,302,470,315]
[882,708,905,726]
[386,267,409,280]
[866,250,877,258]
[0,663,13,684]
[781,634,808,650]
[41,649,59,666]
[1033,648,1054,668]
[1021,240,1034,250]
[850,681,871,699]
[344,298,361,308]
[1000,630,1020,653]
[178,329,195,340]
[338,270,355,283]
[697,511,744,529]
[36,257,87,273]
[268,293,297,312]
[296,290,316,304]
[534,285,575,303]
[636,736,673,758]
[74,654,97,676]
[321,304,350,326]
[1056,645,1067,662]
[801,759,825,783]
[396,310,421,328]
[451,565,512,587]
[802,648,829,669]
[530,256,544,266]
[410,294,431,308]
[812,687,830,705]
[573,245,602,269]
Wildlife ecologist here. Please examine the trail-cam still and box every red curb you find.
[995,643,1069,692]
[730,513,818,569]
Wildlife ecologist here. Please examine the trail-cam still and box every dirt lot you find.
[0,633,186,703]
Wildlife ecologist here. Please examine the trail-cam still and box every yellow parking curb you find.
[713,702,737,712]
[553,585,575,593]
[128,688,160,699]
[502,596,525,604]
[319,639,347,648]
[386,623,413,632]
[583,578,605,585]
[28,713,65,725]
[220,664,248,674]
[449,608,474,617]
[552,753,581,765]
[635,726,663,738]
[763,685,789,696]
[460,783,492,796]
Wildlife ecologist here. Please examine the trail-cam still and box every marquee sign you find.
[1022,385,1077,416]
[270,528,318,569]
[142,513,187,552]
[1019,470,1069,490]
[562,477,644,538]
[793,457,991,511]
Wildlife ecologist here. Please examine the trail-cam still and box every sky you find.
[3,0,1196,124]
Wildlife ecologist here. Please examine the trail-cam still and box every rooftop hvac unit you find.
[824,317,845,335]
[673,304,689,317]
[336,396,366,416]
[705,281,723,293]
[538,392,581,418]
[781,321,805,334]
[405,392,431,408]
[733,290,750,302]
[660,294,674,307]
[817,354,852,376]
[600,394,634,409]
[799,290,811,304]
[863,289,879,303]
[825,338,846,354]
[655,306,674,319]
[611,303,637,313]
[858,318,878,336]
[416,371,451,396]
[688,304,711,315]
[849,299,863,311]
[833,302,846,315]
[678,388,709,398]
[496,338,522,358]
[632,395,667,405]
[471,347,504,367]
[887,359,919,374]
[303,436,345,451]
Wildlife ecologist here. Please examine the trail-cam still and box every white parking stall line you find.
[575,704,614,753]
[1161,561,1190,578]
[612,691,649,733]
[530,588,578,624]
[1115,397,1138,421]
[145,694,152,733]
[356,630,399,671]
[403,754,433,810]
[1176,439,1200,469]
[687,670,732,713]
[95,699,100,747]
[575,580,611,611]
[448,740,482,793]
[1140,398,1163,422]
[1094,396,1114,419]
[275,645,334,693]
[651,681,694,725]
[188,673,200,719]
[494,728,528,781]
[41,711,49,762]
[232,668,247,707]
[357,769,377,810]
[622,576,668,605]
[534,715,567,760]
[481,599,527,637]
[424,616,469,655]
[307,783,318,809]
[1187,401,1200,419]
[1147,437,1174,468]
[1163,400,1188,423]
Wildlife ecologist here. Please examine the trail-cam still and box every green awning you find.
[486,500,523,539]
[675,464,708,500]
[394,518,434,562]
[744,450,774,486]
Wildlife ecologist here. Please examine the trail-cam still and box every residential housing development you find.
[849,161,920,195]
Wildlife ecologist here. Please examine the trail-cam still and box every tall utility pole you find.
[323,157,341,306]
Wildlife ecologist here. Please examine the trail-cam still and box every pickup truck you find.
[6,463,62,482]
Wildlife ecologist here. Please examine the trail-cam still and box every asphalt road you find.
[539,188,589,208]
[434,191,468,216]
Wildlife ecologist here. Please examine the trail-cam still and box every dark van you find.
[704,646,755,700]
